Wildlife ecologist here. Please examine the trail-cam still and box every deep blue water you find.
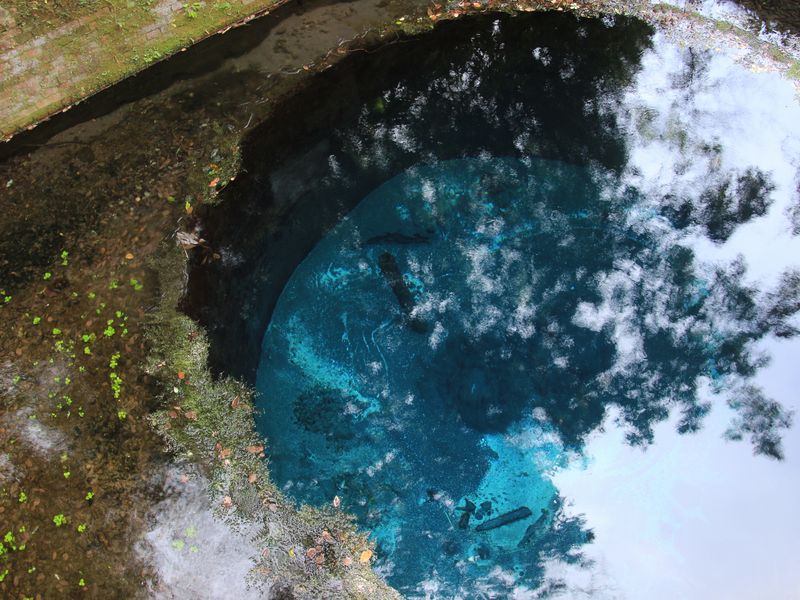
[235,13,800,598]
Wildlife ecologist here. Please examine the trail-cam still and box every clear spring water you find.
[249,14,800,598]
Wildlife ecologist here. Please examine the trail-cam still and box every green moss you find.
[146,247,400,599]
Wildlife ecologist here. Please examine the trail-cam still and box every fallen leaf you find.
[125,252,134,260]
[342,556,353,567]
[184,410,197,420]
[176,230,205,250]
[359,549,373,563]
[222,496,233,508]
[209,177,220,188]
[246,445,265,454]
[306,547,317,558]
[248,473,257,483]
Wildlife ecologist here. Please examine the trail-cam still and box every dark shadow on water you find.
[186,11,654,382]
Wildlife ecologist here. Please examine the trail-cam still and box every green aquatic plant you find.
[110,370,123,399]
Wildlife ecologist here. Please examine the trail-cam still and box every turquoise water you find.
[200,12,800,597]
[255,157,792,594]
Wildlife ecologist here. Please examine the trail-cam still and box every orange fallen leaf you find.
[209,177,220,188]
[248,473,257,483]
[125,252,134,260]
[177,371,185,380]
[222,495,233,508]
[359,549,373,563]
[246,444,265,454]
[184,410,197,420]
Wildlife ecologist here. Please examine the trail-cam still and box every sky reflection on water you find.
[550,29,800,600]
[240,13,800,598]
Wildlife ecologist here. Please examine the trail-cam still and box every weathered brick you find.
[0,0,276,138]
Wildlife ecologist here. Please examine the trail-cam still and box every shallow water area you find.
[208,10,800,597]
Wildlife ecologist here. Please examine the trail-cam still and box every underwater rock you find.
[518,509,549,548]
[377,251,427,333]
[458,512,471,530]
[474,507,532,532]
[442,539,460,556]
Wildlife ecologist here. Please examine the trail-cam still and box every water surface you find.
[240,13,800,598]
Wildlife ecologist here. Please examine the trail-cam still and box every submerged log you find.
[518,508,548,547]
[474,506,532,532]
[377,251,427,333]
[364,232,431,246]
[456,499,476,513]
